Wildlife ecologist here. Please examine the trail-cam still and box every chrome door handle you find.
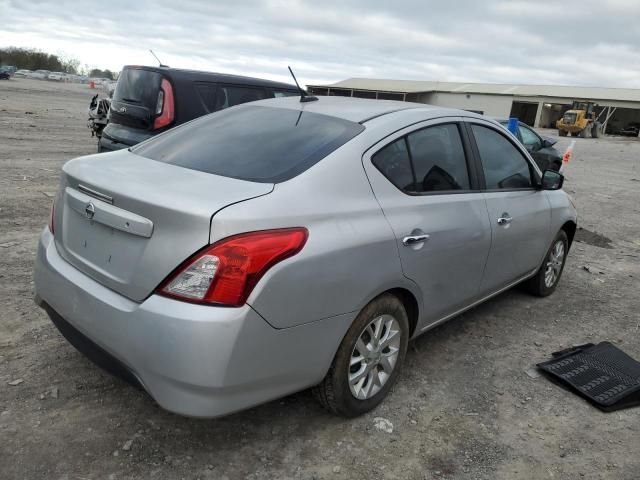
[497,216,513,226]
[402,234,430,246]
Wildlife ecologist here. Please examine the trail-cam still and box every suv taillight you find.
[153,78,175,130]
[157,228,308,307]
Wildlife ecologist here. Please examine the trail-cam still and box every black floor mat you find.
[537,342,640,412]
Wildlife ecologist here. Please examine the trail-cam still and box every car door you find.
[362,119,492,327]
[466,120,551,295]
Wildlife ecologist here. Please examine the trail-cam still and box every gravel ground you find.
[1,78,639,480]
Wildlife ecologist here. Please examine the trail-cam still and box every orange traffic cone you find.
[559,140,576,173]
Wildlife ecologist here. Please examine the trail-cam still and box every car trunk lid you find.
[55,150,273,302]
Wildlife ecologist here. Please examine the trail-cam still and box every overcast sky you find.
[2,0,639,88]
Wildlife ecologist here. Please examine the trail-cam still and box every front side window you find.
[471,124,533,190]
[407,124,470,192]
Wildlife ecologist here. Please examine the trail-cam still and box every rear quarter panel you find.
[210,135,421,329]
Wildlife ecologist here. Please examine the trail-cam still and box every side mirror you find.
[542,136,557,148]
[540,169,564,190]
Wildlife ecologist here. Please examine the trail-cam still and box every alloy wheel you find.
[544,240,565,288]
[348,314,401,400]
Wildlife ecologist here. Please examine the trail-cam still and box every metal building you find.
[308,78,640,134]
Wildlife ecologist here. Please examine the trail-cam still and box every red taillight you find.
[158,228,308,307]
[153,78,175,130]
[48,200,55,234]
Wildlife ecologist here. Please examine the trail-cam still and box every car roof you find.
[122,65,299,91]
[250,95,481,124]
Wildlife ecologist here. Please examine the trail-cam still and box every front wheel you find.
[313,294,409,417]
[523,230,569,297]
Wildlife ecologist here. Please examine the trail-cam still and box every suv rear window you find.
[112,69,162,109]
[133,105,364,183]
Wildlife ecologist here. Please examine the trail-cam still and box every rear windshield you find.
[113,68,162,109]
[133,105,365,183]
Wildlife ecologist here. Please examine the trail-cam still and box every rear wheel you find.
[558,129,568,137]
[579,128,588,138]
[313,294,409,417]
[523,230,568,297]
[592,123,601,138]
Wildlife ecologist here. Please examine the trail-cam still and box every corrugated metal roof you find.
[313,78,640,103]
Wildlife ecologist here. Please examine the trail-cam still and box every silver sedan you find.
[34,96,576,417]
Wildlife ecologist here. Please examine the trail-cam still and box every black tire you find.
[579,128,588,138]
[313,293,409,417]
[592,123,601,138]
[558,129,568,137]
[522,230,569,297]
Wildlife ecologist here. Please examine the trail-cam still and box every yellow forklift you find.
[556,101,602,138]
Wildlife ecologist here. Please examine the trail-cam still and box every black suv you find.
[99,66,299,152]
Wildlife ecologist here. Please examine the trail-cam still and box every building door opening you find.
[510,102,539,126]
[539,103,571,129]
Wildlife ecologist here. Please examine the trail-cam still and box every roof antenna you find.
[288,66,318,103]
[149,49,169,68]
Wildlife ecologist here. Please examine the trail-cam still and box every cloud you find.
[1,0,640,87]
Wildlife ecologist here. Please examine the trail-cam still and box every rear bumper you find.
[98,124,154,152]
[98,134,133,152]
[40,302,145,390]
[34,228,352,417]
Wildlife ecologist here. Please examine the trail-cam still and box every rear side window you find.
[407,124,470,192]
[133,105,364,183]
[471,124,533,189]
[372,139,414,191]
[274,90,298,98]
[372,123,471,194]
[214,86,269,111]
[112,69,162,110]
[196,83,217,112]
